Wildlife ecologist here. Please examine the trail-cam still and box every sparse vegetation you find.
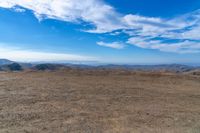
[0,63,23,71]
[33,64,64,71]
[6,63,23,71]
[0,69,200,133]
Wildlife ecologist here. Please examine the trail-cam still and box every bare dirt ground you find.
[0,70,200,133]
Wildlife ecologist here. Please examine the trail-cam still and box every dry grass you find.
[0,70,200,133]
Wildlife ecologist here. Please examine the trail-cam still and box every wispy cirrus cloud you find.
[125,9,200,53]
[0,0,200,53]
[127,37,200,53]
[0,0,124,33]
[97,41,125,49]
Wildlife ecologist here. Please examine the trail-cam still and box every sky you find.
[0,0,200,65]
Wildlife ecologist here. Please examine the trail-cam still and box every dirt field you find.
[0,70,200,133]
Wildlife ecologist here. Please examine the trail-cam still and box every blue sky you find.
[0,0,200,64]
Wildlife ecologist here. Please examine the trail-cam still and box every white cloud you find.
[0,46,96,62]
[161,25,200,40]
[0,1,15,8]
[0,0,200,53]
[122,12,200,38]
[13,7,26,12]
[127,37,161,49]
[97,41,125,49]
[128,37,200,53]
[125,10,200,53]
[0,0,125,33]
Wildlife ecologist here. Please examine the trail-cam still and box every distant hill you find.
[33,64,68,71]
[0,63,23,71]
[184,68,200,76]
[0,59,14,66]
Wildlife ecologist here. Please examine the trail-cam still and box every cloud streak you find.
[0,0,200,53]
[127,37,200,53]
[0,46,96,62]
[97,41,125,49]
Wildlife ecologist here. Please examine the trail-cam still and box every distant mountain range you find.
[0,59,200,73]
[0,59,14,65]
[96,64,197,72]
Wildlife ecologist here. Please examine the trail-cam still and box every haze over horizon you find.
[0,0,200,64]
